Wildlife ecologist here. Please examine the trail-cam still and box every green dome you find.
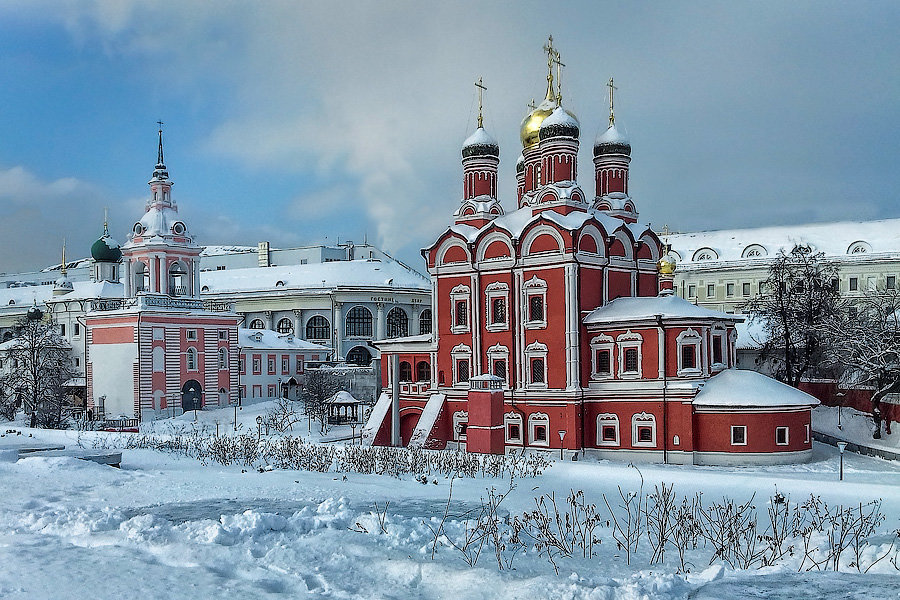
[91,235,122,262]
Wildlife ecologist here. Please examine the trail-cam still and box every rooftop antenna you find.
[474,77,487,128]
[607,77,618,126]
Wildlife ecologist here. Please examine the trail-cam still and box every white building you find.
[666,218,900,313]
[237,328,330,402]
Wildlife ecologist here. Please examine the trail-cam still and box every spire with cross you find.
[60,238,67,275]
[474,77,487,128]
[156,120,165,168]
[607,78,618,126]
[103,207,109,236]
[553,51,565,105]
[542,35,556,102]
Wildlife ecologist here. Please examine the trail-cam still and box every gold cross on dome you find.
[607,77,618,125]
[542,35,556,100]
[528,98,537,111]
[553,51,566,104]
[474,77,487,128]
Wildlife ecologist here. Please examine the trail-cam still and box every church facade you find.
[365,42,819,465]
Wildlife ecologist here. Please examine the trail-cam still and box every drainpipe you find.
[656,314,668,465]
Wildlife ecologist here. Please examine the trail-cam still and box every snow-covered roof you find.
[327,390,359,405]
[669,218,900,266]
[734,317,769,350]
[692,369,820,408]
[201,259,429,294]
[200,245,256,256]
[595,123,629,146]
[462,127,498,148]
[584,294,742,325]
[445,204,650,245]
[238,328,330,351]
[0,280,122,310]
[372,333,435,351]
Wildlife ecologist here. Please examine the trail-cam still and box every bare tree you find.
[746,245,842,387]
[0,310,76,429]
[824,289,900,439]
[301,368,341,434]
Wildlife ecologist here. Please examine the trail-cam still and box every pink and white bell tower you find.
[121,125,202,299]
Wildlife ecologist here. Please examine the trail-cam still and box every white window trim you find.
[731,425,748,446]
[450,284,471,334]
[805,424,810,443]
[711,325,727,371]
[186,347,199,371]
[504,412,523,444]
[486,343,510,387]
[632,412,656,447]
[676,328,702,377]
[590,334,614,380]
[186,329,198,341]
[524,341,548,389]
[453,411,468,441]
[617,331,643,379]
[775,426,789,446]
[450,343,472,387]
[523,276,547,330]
[597,413,620,447]
[484,281,510,332]
[528,412,550,447]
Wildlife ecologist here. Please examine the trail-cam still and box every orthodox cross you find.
[553,51,566,104]
[542,35,555,98]
[607,77,618,126]
[156,120,165,166]
[103,207,110,236]
[61,238,67,275]
[474,77,487,128]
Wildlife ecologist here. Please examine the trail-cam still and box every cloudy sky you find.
[0,1,898,273]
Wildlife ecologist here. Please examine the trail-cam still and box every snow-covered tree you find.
[0,308,75,429]
[301,368,341,434]
[824,289,900,439]
[745,246,842,388]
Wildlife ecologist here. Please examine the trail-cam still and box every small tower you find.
[90,211,123,283]
[518,36,561,204]
[454,78,503,227]
[657,250,677,295]
[594,78,637,222]
[53,241,74,296]
[515,154,526,203]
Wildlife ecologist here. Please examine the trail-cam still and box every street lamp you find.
[835,391,846,430]
[256,415,263,440]
[837,441,848,481]
[558,430,566,460]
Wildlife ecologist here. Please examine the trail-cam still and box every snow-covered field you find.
[1,420,899,599]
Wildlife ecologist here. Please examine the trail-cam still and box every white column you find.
[149,255,159,293]
[333,302,343,359]
[411,305,421,335]
[293,310,303,338]
[265,311,273,330]
[192,259,201,297]
[124,260,133,298]
[376,303,386,340]
[159,256,169,296]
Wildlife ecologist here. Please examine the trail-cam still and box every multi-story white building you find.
[666,218,900,313]
[237,328,330,403]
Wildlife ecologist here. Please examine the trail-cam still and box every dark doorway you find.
[181,379,203,412]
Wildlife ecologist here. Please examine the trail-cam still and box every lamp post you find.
[836,391,846,430]
[351,423,357,445]
[837,441,848,481]
[558,430,566,460]
[256,415,263,440]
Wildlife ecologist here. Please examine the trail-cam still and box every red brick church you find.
[363,40,818,465]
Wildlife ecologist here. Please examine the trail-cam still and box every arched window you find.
[453,411,468,441]
[632,412,657,447]
[276,318,293,334]
[186,347,198,371]
[597,413,620,446]
[386,308,408,338]
[168,261,188,296]
[218,347,228,370]
[528,413,550,446]
[418,309,432,335]
[134,261,149,293]
[306,316,331,340]
[248,319,265,330]
[346,306,373,337]
[416,360,430,382]
[504,412,523,444]
[152,346,165,372]
[346,345,372,366]
[399,361,412,382]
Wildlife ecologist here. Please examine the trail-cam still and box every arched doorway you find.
[285,377,299,400]
[181,379,203,412]
[346,346,372,367]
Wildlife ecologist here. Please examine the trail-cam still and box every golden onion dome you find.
[657,254,677,275]
[520,97,557,148]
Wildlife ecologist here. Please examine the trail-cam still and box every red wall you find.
[694,409,811,453]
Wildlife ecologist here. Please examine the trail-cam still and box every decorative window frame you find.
[504,412,523,444]
[523,276,548,329]
[631,412,657,447]
[528,412,550,447]
[775,426,789,446]
[692,247,718,262]
[731,425,748,446]
[484,281,510,332]
[524,341,548,389]
[596,413,620,447]
[186,347,199,371]
[590,334,615,380]
[218,347,228,371]
[711,324,727,371]
[617,331,643,379]
[452,411,469,441]
[741,244,767,259]
[486,343,510,386]
[450,284,471,334]
[676,328,702,377]
[451,343,473,387]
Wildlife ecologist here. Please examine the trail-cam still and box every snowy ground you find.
[1,423,899,599]
[813,404,900,453]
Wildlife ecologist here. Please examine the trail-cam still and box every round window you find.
[133,222,144,235]
[172,222,186,235]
